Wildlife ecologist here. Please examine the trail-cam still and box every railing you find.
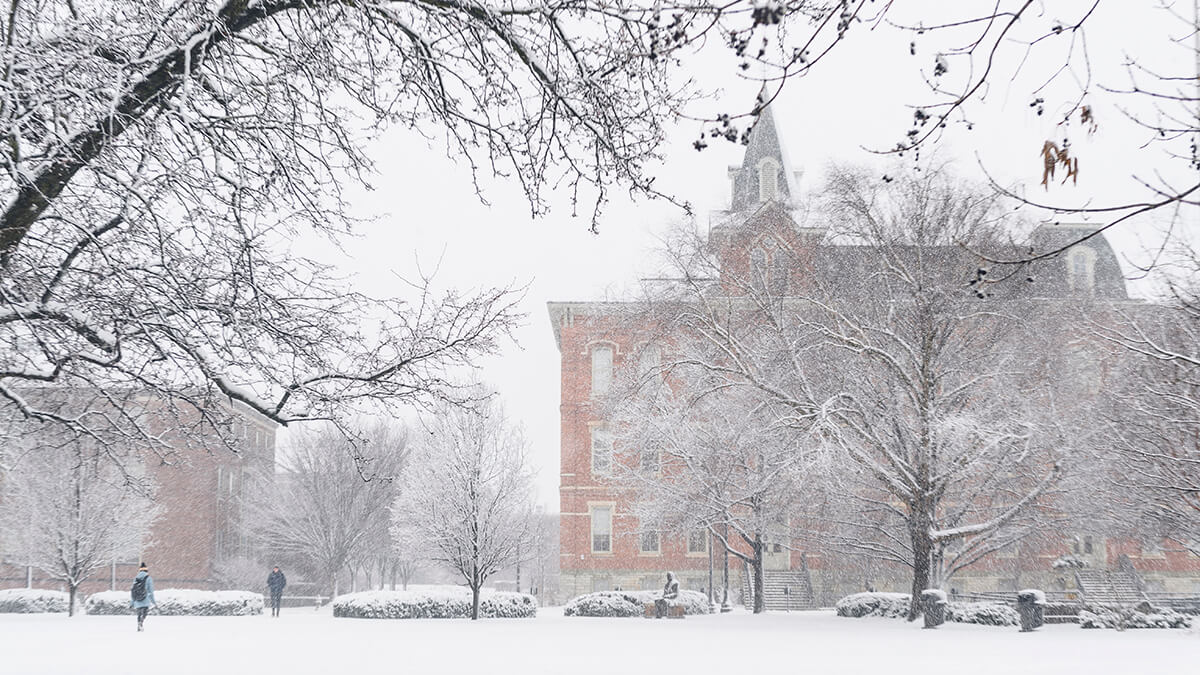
[267,595,329,609]
[951,591,1077,605]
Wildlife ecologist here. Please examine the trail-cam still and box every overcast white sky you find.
[286,2,1198,510]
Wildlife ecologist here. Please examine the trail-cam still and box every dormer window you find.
[1066,247,1096,294]
[758,158,780,202]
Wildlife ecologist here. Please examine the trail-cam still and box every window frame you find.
[589,343,615,397]
[758,157,780,202]
[590,426,613,477]
[590,504,614,555]
[1066,246,1096,294]
[639,530,661,555]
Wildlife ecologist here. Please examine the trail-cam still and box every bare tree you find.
[255,422,408,596]
[631,166,1091,619]
[607,370,810,614]
[1096,261,1200,555]
[392,396,534,620]
[0,429,159,615]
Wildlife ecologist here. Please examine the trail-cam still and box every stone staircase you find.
[741,568,816,611]
[1074,569,1146,606]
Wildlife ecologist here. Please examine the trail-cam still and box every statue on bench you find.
[654,571,680,618]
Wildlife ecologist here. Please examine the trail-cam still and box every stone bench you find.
[643,602,685,618]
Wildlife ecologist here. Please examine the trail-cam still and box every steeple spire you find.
[728,87,799,212]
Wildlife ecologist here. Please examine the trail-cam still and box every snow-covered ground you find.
[3,607,1194,674]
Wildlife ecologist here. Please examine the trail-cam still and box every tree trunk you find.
[751,538,766,614]
[908,525,933,621]
[470,582,481,621]
[68,583,77,617]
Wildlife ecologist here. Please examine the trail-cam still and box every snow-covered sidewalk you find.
[2,607,1194,674]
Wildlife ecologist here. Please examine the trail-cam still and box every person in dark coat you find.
[129,562,156,632]
[267,566,287,617]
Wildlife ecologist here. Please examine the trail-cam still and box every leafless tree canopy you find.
[611,166,1103,618]
[606,377,812,614]
[0,426,160,615]
[254,422,409,595]
[392,396,534,619]
[1098,260,1200,555]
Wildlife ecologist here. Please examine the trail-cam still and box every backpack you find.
[131,576,147,602]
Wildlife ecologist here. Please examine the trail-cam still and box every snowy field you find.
[3,607,1196,675]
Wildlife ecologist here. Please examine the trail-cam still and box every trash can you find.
[1016,589,1045,632]
[921,589,947,629]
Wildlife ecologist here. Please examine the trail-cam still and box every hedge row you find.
[0,589,71,614]
[563,590,712,617]
[834,592,911,619]
[1079,607,1192,629]
[332,589,537,619]
[86,590,263,616]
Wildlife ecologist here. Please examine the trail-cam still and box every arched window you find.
[769,242,789,297]
[750,246,768,293]
[590,344,613,396]
[758,158,780,202]
[1066,247,1096,294]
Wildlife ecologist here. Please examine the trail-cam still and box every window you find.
[591,427,612,477]
[591,506,613,553]
[640,531,660,554]
[590,344,613,396]
[773,543,783,553]
[750,247,768,292]
[639,447,661,476]
[1066,246,1096,293]
[687,529,708,555]
[770,243,789,297]
[758,158,779,202]
[1084,536,1094,554]
[638,344,662,385]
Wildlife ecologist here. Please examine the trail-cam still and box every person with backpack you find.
[266,566,286,617]
[130,562,156,632]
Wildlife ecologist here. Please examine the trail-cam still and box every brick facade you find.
[549,99,1200,604]
[0,401,275,595]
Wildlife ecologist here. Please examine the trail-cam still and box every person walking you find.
[130,562,156,632]
[267,566,287,617]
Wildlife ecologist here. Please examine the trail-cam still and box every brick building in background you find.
[549,100,1200,607]
[0,399,275,594]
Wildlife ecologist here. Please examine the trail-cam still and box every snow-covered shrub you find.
[0,588,70,613]
[945,602,1020,626]
[562,591,641,618]
[1079,607,1192,630]
[562,590,711,617]
[835,592,911,618]
[332,588,537,619]
[85,589,264,616]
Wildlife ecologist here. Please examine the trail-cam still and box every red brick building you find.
[549,101,1200,606]
[0,400,275,594]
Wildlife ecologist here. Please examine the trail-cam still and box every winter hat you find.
[138,562,148,571]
